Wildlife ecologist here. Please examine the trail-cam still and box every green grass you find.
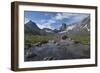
[24,33,90,48]
[24,34,57,48]
[69,33,90,45]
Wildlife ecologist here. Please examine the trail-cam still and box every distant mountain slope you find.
[24,16,90,35]
[42,28,53,33]
[24,20,54,35]
[58,16,90,35]
[24,20,41,35]
[70,16,90,34]
[81,16,90,31]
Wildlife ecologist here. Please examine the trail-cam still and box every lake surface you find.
[24,39,90,61]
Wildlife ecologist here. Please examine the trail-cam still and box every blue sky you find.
[24,11,90,30]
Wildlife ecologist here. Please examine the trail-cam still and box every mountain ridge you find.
[24,16,90,35]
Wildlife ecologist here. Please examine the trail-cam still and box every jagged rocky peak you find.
[60,23,67,31]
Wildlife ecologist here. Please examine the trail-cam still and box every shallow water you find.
[24,39,90,61]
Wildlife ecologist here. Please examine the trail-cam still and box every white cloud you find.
[54,13,89,21]
[38,13,75,29]
[40,19,56,29]
[55,13,74,20]
[40,19,46,23]
[48,20,55,23]
[74,14,89,20]
[38,19,56,29]
[26,12,89,30]
[24,17,30,24]
[55,13,62,20]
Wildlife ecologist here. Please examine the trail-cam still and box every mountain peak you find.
[27,20,35,24]
[29,20,32,22]
[59,23,67,31]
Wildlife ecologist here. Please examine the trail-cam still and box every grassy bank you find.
[69,33,90,45]
[24,34,57,48]
[24,32,90,48]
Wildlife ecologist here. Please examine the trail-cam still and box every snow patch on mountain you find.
[66,25,76,31]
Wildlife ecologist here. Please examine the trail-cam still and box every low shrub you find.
[73,41,80,44]
[62,35,68,40]
[41,40,48,44]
